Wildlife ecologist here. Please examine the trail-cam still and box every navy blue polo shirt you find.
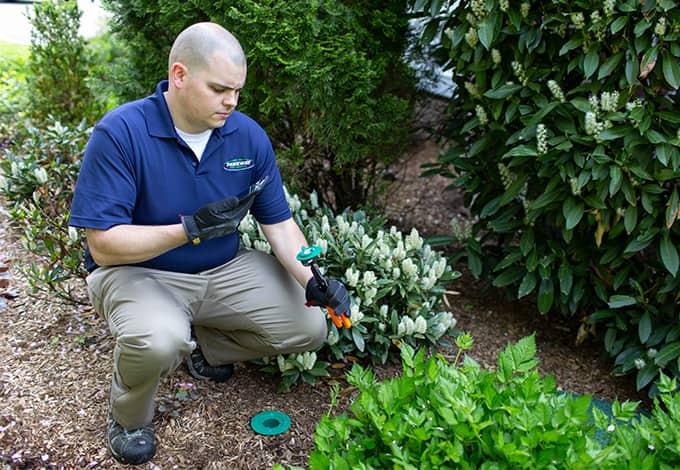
[69,81,291,273]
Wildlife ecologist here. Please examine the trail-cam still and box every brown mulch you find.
[0,99,650,469]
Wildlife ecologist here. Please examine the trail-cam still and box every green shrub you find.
[414,0,680,392]
[0,122,90,303]
[27,0,104,127]
[0,54,28,138]
[309,335,611,468]
[307,335,680,468]
[240,190,460,389]
[593,372,680,468]
[101,0,415,210]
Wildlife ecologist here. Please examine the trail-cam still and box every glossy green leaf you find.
[563,198,584,230]
[660,235,679,277]
[478,15,495,50]
[598,52,624,79]
[636,364,658,391]
[608,295,637,308]
[624,206,638,234]
[518,271,537,299]
[609,166,623,197]
[537,278,554,314]
[610,16,628,34]
[638,312,652,344]
[558,262,573,296]
[662,51,680,89]
[583,50,599,78]
[654,341,680,367]
[484,83,523,99]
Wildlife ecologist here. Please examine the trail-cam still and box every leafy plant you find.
[240,190,460,389]
[308,335,620,468]
[413,0,680,392]
[101,0,415,210]
[592,372,680,468]
[26,0,104,127]
[0,122,90,303]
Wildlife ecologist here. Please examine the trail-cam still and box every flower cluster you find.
[536,124,548,155]
[499,0,509,12]
[654,17,667,36]
[475,105,488,125]
[571,12,585,29]
[511,61,528,85]
[497,163,514,190]
[239,190,460,373]
[590,11,606,41]
[520,2,530,19]
[491,48,501,65]
[547,80,566,102]
[465,27,479,47]
[464,81,480,98]
[585,111,605,136]
[600,91,620,112]
[603,0,616,17]
[450,216,473,242]
[471,0,486,19]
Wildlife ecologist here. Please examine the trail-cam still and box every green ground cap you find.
[296,245,321,263]
[250,410,291,436]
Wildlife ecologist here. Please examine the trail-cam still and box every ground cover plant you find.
[413,0,680,392]
[306,334,680,469]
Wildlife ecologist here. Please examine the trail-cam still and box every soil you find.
[0,98,650,469]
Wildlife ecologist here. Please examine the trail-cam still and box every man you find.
[69,22,350,465]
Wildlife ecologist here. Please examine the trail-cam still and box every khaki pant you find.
[86,249,326,429]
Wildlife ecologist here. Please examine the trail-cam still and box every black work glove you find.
[305,276,351,316]
[181,177,267,245]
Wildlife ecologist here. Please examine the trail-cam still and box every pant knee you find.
[117,328,191,382]
[275,308,327,354]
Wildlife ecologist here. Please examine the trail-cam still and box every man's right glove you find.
[305,276,351,317]
[181,176,269,245]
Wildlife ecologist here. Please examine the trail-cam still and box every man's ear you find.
[169,62,188,88]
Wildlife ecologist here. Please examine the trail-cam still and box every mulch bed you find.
[0,107,650,467]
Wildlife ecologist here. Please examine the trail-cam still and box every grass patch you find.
[0,40,29,62]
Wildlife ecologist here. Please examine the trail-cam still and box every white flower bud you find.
[34,167,48,184]
[475,105,488,125]
[392,267,401,279]
[68,226,79,242]
[362,270,376,288]
[345,267,360,287]
[405,228,423,251]
[607,424,616,433]
[309,191,319,209]
[379,304,389,318]
[414,316,428,334]
[491,49,501,64]
[634,358,646,369]
[327,329,339,345]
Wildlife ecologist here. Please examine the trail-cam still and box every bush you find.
[101,0,415,210]
[413,0,680,392]
[0,122,90,303]
[240,190,460,389]
[0,46,28,138]
[308,335,680,468]
[26,0,104,127]
[309,335,606,468]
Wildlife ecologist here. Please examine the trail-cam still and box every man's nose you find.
[223,91,238,107]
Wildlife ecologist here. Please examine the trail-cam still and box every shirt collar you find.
[144,80,239,139]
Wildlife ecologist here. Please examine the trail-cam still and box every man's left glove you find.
[305,276,351,316]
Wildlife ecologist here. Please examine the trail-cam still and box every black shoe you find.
[186,344,234,382]
[106,414,156,465]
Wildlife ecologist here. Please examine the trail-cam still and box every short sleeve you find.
[69,125,137,229]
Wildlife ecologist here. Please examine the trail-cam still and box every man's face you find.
[177,51,246,133]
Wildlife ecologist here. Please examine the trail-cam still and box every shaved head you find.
[168,22,246,73]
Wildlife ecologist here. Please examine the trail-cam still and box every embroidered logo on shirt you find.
[224,157,254,171]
